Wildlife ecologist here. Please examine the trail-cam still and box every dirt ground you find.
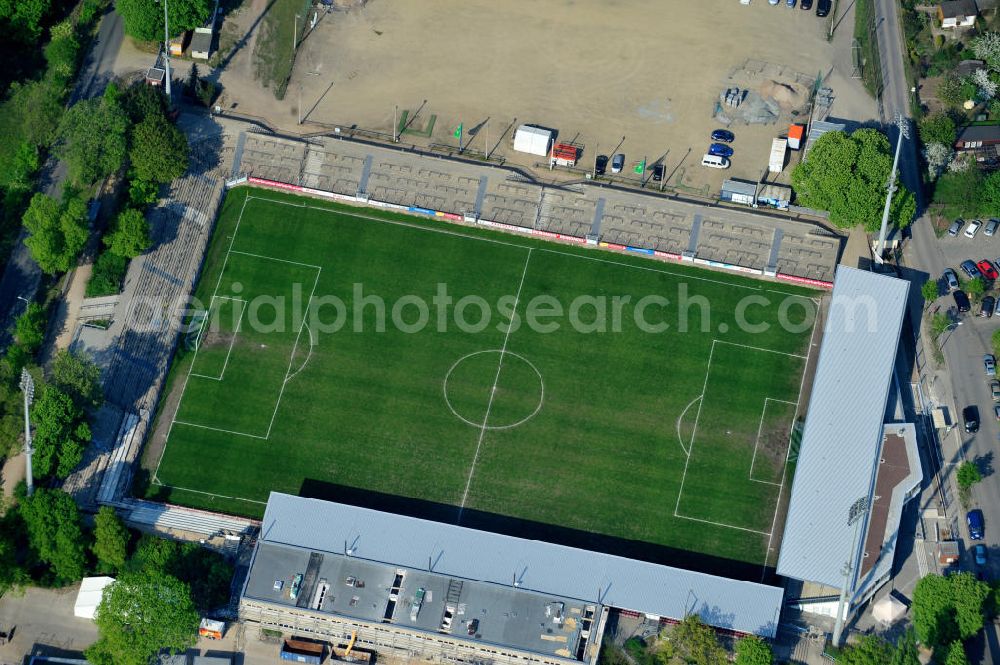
[207,0,874,194]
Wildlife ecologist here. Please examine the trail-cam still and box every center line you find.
[457,248,533,521]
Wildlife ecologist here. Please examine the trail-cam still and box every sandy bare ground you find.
[255,0,878,194]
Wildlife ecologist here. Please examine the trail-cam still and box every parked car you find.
[595,155,608,175]
[954,290,971,312]
[801,0,813,7]
[816,0,831,15]
[964,406,980,433]
[961,259,981,279]
[983,296,997,318]
[986,219,999,236]
[968,509,985,540]
[708,143,734,158]
[975,543,988,566]
[966,219,983,238]
[769,0,780,5]
[711,129,735,143]
[994,404,1000,421]
[986,354,997,376]
[949,219,964,237]
[786,0,796,6]
[468,618,480,635]
[652,163,665,182]
[978,260,998,280]
[700,154,730,169]
[611,153,624,174]
[944,268,960,291]
[990,379,1000,400]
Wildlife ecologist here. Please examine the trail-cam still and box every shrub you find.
[86,251,128,297]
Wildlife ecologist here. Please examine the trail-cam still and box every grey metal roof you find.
[259,493,784,637]
[776,266,909,589]
[721,179,758,196]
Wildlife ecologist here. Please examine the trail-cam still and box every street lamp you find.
[19,368,35,496]
[874,114,910,264]
[832,495,870,646]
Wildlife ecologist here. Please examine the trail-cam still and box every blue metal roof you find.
[260,492,784,636]
[776,266,909,589]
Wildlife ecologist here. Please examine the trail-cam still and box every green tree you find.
[127,534,234,611]
[922,279,939,305]
[734,635,772,665]
[932,312,953,338]
[957,461,983,489]
[0,513,28,597]
[129,113,189,183]
[116,0,211,42]
[31,385,90,479]
[57,89,128,187]
[913,572,991,648]
[791,129,916,231]
[963,277,985,299]
[919,113,957,147]
[18,488,87,584]
[840,635,893,665]
[890,629,920,665]
[85,570,199,665]
[14,302,46,352]
[945,641,969,665]
[982,171,1000,213]
[43,20,80,84]
[0,0,54,40]
[22,193,89,274]
[93,506,129,573]
[51,349,102,411]
[122,82,167,125]
[669,615,727,665]
[937,76,965,107]
[7,141,40,192]
[105,208,152,258]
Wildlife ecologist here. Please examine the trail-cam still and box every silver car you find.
[944,268,960,291]
[987,219,1000,237]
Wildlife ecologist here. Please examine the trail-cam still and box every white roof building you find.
[74,576,115,619]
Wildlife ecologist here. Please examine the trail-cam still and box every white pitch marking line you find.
[672,513,771,536]
[264,267,322,439]
[229,249,322,270]
[156,191,253,484]
[749,397,792,486]
[172,420,267,439]
[675,396,702,457]
[248,194,813,294]
[674,340,716,517]
[458,248,533,519]
[149,480,268,505]
[191,297,249,382]
[714,339,808,359]
[761,297,822,580]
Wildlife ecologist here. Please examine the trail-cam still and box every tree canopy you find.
[117,0,211,42]
[839,635,893,665]
[14,302,46,352]
[50,349,102,412]
[31,384,90,479]
[913,572,991,648]
[85,570,200,665]
[105,207,152,258]
[22,193,89,274]
[93,506,129,573]
[19,488,87,584]
[57,87,128,186]
[944,641,970,665]
[919,113,957,147]
[130,113,190,183]
[668,615,727,665]
[957,461,983,490]
[734,635,773,665]
[791,129,916,231]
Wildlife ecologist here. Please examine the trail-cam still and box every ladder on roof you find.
[446,579,464,605]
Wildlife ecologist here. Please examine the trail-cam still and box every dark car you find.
[468,618,479,635]
[711,129,735,143]
[801,0,813,7]
[595,155,608,175]
[964,405,980,433]
[961,259,981,279]
[954,289,971,313]
[968,509,985,540]
[982,296,996,318]
[708,143,734,158]
[652,164,665,182]
[975,543,988,566]
[816,0,831,15]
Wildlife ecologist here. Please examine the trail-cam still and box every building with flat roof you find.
[240,493,785,665]
[777,266,919,618]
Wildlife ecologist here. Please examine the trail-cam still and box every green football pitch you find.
[147,187,818,569]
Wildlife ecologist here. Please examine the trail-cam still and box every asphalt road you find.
[0,7,124,349]
[872,0,1000,659]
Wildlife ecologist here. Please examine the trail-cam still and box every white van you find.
[701,154,730,169]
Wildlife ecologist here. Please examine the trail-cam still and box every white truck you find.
[769,138,787,174]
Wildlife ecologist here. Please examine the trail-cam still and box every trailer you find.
[513,125,553,157]
[281,638,326,664]
[550,143,578,167]
[769,138,788,173]
[199,618,225,640]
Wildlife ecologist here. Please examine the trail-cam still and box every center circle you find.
[443,350,545,430]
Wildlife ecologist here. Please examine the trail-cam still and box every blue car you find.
[968,509,985,540]
[708,143,733,158]
[711,129,735,143]
[975,543,988,566]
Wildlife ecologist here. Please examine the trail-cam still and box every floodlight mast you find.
[832,496,870,646]
[874,114,910,264]
[20,368,35,496]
